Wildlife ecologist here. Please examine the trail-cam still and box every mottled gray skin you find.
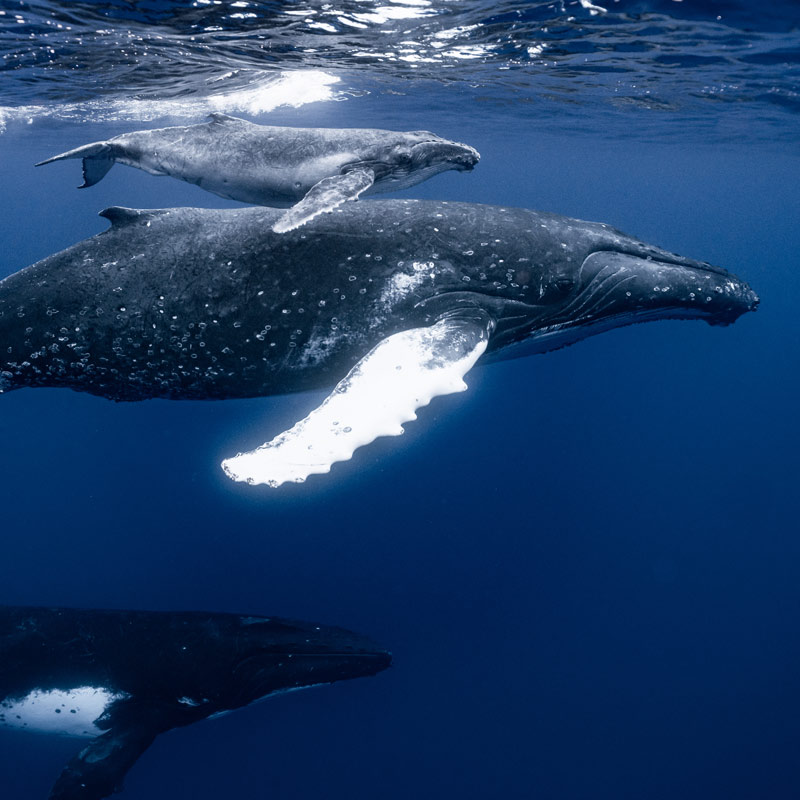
[37,114,480,205]
[0,200,758,403]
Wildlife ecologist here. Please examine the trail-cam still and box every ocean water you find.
[1,1,799,798]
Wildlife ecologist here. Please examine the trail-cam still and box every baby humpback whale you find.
[0,200,758,487]
[35,114,480,232]
[0,605,390,800]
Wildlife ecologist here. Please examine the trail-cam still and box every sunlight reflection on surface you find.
[0,70,342,133]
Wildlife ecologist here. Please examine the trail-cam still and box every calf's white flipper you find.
[272,167,376,233]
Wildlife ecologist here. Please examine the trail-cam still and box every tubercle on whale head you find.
[409,138,480,172]
[448,247,759,357]
[510,250,760,348]
[236,616,389,655]
[357,130,479,176]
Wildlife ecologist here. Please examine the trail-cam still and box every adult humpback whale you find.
[35,114,480,232]
[0,200,758,486]
[0,605,390,800]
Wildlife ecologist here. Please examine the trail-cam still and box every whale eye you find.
[396,152,412,166]
[554,276,575,295]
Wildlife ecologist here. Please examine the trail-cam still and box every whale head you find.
[406,133,480,173]
[485,248,759,357]
[223,616,391,709]
[371,131,480,191]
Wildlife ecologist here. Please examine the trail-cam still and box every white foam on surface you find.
[0,70,341,134]
[0,686,128,737]
[578,0,607,14]
[208,70,341,116]
[222,319,487,487]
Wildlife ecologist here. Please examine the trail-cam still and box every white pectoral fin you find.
[272,167,375,234]
[221,314,492,487]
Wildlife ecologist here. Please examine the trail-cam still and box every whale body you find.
[0,200,758,486]
[0,605,390,800]
[36,115,480,232]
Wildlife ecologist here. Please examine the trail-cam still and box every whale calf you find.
[36,114,480,232]
[0,605,390,799]
[0,200,758,486]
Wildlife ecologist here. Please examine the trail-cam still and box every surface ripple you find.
[1,0,798,141]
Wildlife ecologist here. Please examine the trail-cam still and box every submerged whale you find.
[0,200,758,486]
[36,114,480,232]
[0,605,390,800]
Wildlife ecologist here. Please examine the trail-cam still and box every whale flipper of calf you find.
[0,606,390,800]
[35,114,480,233]
[0,200,758,487]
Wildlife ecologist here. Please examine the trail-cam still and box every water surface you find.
[1,2,799,798]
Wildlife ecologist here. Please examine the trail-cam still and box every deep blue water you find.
[1,1,800,798]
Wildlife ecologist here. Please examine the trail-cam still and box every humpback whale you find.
[0,200,758,486]
[35,115,480,232]
[0,605,390,800]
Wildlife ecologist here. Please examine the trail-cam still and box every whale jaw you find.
[485,250,758,359]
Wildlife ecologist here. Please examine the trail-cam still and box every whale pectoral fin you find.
[50,722,158,800]
[272,167,375,234]
[221,311,493,487]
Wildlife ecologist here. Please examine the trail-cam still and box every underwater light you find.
[208,70,341,115]
[0,70,342,134]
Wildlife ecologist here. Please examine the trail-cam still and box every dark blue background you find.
[1,90,798,799]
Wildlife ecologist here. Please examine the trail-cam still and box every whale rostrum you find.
[0,200,758,486]
[0,605,390,800]
[35,114,480,233]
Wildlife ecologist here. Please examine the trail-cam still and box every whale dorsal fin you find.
[99,207,169,228]
[208,112,246,124]
[221,310,494,487]
[50,718,159,800]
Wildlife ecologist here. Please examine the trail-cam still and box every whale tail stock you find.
[36,142,114,188]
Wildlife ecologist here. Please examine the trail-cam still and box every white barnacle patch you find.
[379,261,432,308]
[0,686,129,737]
[579,0,606,14]
[294,321,358,369]
[177,697,208,707]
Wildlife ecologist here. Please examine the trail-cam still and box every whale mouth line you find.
[546,284,738,334]
[596,248,730,277]
[241,650,390,661]
[484,305,728,364]
[295,651,389,658]
[558,254,758,327]
[539,305,718,338]
[409,140,480,170]
[486,257,754,355]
